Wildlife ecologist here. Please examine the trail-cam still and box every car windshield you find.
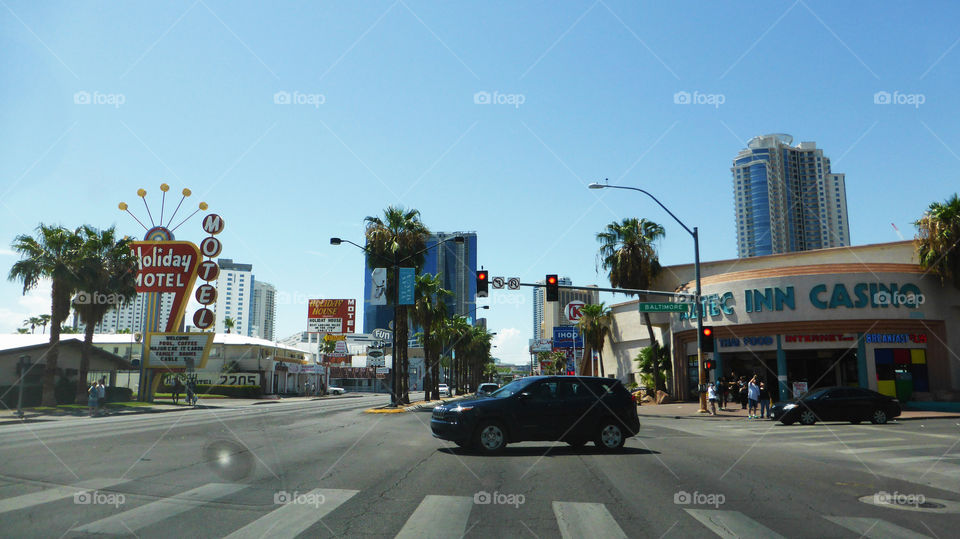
[801,388,831,400]
[488,379,535,399]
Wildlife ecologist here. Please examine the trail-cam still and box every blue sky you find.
[2,1,959,365]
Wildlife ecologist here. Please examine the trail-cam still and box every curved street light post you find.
[330,235,465,406]
[588,181,707,413]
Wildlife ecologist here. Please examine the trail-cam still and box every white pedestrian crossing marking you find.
[553,501,627,539]
[0,478,128,515]
[224,488,358,539]
[395,495,473,539]
[799,437,903,446]
[685,509,785,538]
[840,444,934,454]
[882,454,960,464]
[824,516,931,538]
[72,482,246,535]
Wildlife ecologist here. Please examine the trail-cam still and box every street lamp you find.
[588,180,708,413]
[331,234,465,406]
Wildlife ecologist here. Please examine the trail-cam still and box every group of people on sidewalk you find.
[171,378,199,407]
[707,373,775,419]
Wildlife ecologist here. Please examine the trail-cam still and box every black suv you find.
[431,376,640,452]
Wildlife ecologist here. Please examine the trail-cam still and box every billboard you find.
[552,327,583,348]
[132,241,201,332]
[143,332,214,369]
[529,338,553,353]
[307,299,356,333]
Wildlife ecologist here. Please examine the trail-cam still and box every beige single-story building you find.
[600,241,960,403]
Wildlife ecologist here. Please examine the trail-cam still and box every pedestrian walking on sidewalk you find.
[758,381,771,419]
[87,381,99,417]
[707,383,718,415]
[717,377,727,410]
[738,377,748,410]
[96,378,106,416]
[186,380,197,407]
[172,378,183,405]
[747,376,760,418]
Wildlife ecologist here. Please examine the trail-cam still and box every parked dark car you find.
[772,386,901,425]
[431,376,640,452]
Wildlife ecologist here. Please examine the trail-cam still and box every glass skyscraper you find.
[362,232,478,333]
[732,134,850,258]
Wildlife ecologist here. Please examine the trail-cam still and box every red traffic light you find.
[478,272,487,281]
[702,327,712,337]
[547,275,557,285]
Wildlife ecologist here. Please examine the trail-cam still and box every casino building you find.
[602,241,960,403]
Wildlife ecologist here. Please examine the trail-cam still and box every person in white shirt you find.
[707,382,718,416]
[747,376,760,418]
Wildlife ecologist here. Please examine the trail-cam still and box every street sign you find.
[376,367,390,374]
[372,328,393,343]
[368,349,384,359]
[637,302,689,313]
[491,276,505,289]
[507,278,520,290]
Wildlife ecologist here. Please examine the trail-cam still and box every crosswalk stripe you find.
[553,501,627,539]
[72,482,246,535]
[798,437,903,446]
[224,488,358,539]
[685,509,785,538]
[840,444,934,454]
[395,495,473,539]
[824,516,931,538]
[882,454,960,464]
[0,478,128,515]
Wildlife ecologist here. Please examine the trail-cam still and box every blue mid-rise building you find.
[362,232,478,333]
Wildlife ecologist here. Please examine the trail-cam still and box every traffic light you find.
[701,326,715,353]
[545,274,558,302]
[477,270,488,298]
[704,358,716,370]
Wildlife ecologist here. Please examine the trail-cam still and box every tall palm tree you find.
[224,317,235,334]
[412,272,451,400]
[915,193,960,290]
[364,206,430,405]
[445,315,472,393]
[73,226,138,403]
[596,217,666,390]
[38,314,51,334]
[465,326,494,391]
[8,225,84,406]
[577,303,612,377]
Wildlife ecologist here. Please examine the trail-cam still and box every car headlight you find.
[783,404,797,410]
[453,405,474,413]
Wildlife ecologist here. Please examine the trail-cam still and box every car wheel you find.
[596,421,626,451]
[799,410,817,425]
[870,409,888,424]
[475,422,507,453]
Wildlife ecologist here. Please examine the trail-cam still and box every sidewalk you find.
[0,393,367,426]
[636,401,960,421]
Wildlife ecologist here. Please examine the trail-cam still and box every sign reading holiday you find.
[307,299,356,333]
[132,241,201,332]
[143,332,213,369]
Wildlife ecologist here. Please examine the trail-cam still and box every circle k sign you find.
[565,301,585,322]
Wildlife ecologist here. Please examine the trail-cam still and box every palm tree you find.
[915,193,960,290]
[445,315,472,393]
[16,328,30,334]
[596,217,666,391]
[577,303,612,377]
[224,317,235,334]
[8,225,84,406]
[364,206,430,405]
[24,316,42,334]
[464,326,494,391]
[38,314,51,334]
[73,226,138,403]
[412,272,451,400]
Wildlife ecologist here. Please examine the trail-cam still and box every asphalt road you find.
[1,396,959,538]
